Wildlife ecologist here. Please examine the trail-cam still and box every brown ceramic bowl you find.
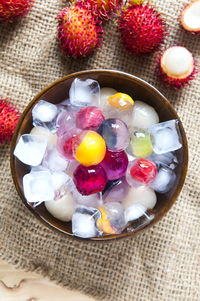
[10,69,188,241]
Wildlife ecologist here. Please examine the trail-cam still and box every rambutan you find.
[0,99,19,144]
[0,0,34,22]
[118,3,167,55]
[76,0,123,20]
[158,46,197,89]
[180,0,200,34]
[57,5,103,58]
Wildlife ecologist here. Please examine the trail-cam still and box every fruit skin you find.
[118,3,167,55]
[76,0,123,20]
[0,99,19,144]
[76,106,105,130]
[57,5,103,58]
[73,164,108,195]
[157,48,198,89]
[0,0,34,22]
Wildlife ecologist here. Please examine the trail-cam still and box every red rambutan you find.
[76,0,123,20]
[0,0,34,22]
[158,46,197,89]
[57,5,103,58]
[180,0,200,34]
[118,3,167,55]
[0,99,19,144]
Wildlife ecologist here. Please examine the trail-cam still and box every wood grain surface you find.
[0,259,97,301]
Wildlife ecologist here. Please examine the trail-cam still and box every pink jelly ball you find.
[56,110,77,137]
[73,164,108,195]
[76,106,105,130]
[100,150,128,180]
[57,131,79,160]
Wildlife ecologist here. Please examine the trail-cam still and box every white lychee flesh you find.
[181,0,200,32]
[160,46,194,79]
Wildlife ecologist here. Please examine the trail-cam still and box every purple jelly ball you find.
[100,150,128,180]
[73,164,108,195]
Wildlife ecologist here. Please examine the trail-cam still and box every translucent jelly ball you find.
[130,129,153,158]
[76,106,105,130]
[126,159,157,187]
[101,150,128,180]
[103,177,129,203]
[108,93,134,111]
[72,130,106,166]
[97,202,126,235]
[73,164,107,195]
[97,118,130,151]
[57,129,80,160]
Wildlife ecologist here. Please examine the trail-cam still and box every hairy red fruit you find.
[0,0,34,22]
[57,5,103,58]
[118,4,167,55]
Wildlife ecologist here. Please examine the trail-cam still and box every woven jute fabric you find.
[0,0,199,300]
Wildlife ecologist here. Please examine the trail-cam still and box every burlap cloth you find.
[0,0,199,300]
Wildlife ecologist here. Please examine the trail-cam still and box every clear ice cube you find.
[147,151,178,169]
[23,170,55,204]
[42,145,69,172]
[52,171,71,200]
[148,120,182,154]
[69,78,100,107]
[14,134,48,166]
[151,166,176,193]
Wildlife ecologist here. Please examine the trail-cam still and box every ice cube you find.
[42,145,69,172]
[32,100,58,124]
[52,171,71,199]
[72,188,101,208]
[69,78,100,107]
[103,202,126,234]
[124,203,148,223]
[72,207,100,238]
[151,166,176,193]
[14,134,48,166]
[23,170,55,204]
[56,110,77,137]
[99,87,117,112]
[30,126,57,146]
[147,151,178,169]
[148,120,182,154]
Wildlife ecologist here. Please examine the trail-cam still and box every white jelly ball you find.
[123,186,157,209]
[132,101,159,129]
[161,46,194,79]
[100,87,117,112]
[30,126,57,145]
[45,192,75,222]
[125,203,147,223]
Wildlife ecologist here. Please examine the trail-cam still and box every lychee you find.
[180,0,200,34]
[76,0,123,20]
[158,46,197,89]
[57,5,103,58]
[0,0,33,22]
[118,3,167,55]
[0,99,19,144]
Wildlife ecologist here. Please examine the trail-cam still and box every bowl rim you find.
[10,69,188,241]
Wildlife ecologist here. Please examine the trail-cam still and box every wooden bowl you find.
[10,70,188,241]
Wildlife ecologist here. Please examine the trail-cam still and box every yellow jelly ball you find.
[108,92,134,111]
[75,131,106,166]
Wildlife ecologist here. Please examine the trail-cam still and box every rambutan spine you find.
[0,0,34,22]
[0,99,20,144]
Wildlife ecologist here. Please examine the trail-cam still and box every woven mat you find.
[0,0,199,300]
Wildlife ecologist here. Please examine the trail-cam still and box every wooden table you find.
[0,259,96,300]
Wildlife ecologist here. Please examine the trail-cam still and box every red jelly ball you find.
[130,158,157,184]
[73,164,108,195]
[76,106,105,130]
[101,150,128,180]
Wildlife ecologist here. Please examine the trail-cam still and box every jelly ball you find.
[108,92,134,111]
[130,129,153,158]
[30,126,57,146]
[99,87,117,113]
[126,159,157,186]
[76,106,105,130]
[103,177,129,203]
[56,110,77,137]
[101,150,128,180]
[98,118,130,151]
[97,202,126,234]
[72,130,106,166]
[57,130,80,160]
[73,164,108,195]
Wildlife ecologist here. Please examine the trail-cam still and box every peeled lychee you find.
[76,0,123,20]
[0,99,19,144]
[158,46,197,89]
[0,0,33,22]
[181,0,200,34]
[118,3,167,55]
[57,5,103,58]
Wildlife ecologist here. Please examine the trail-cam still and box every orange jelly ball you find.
[72,130,106,166]
[108,92,134,111]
